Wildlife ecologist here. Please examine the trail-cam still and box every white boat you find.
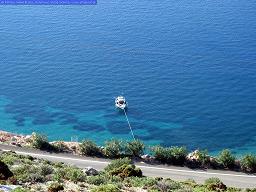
[115,96,127,110]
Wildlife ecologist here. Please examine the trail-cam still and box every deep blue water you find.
[0,0,256,155]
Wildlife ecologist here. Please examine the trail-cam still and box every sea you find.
[0,0,256,155]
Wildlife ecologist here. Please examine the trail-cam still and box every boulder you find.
[83,167,99,176]
[141,154,151,159]
[187,150,200,161]
[141,154,155,162]
[0,161,13,180]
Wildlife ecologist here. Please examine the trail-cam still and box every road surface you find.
[0,144,255,188]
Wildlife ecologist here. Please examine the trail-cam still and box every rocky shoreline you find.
[0,131,78,153]
[1,130,256,174]
[0,131,202,163]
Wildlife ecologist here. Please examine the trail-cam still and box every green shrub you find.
[48,182,64,192]
[197,150,210,166]
[125,139,145,157]
[87,174,108,186]
[169,146,188,165]
[40,164,54,176]
[80,140,101,156]
[30,133,55,151]
[218,149,235,169]
[52,162,65,169]
[11,162,45,183]
[164,179,183,190]
[12,164,46,183]
[29,173,45,183]
[241,154,256,173]
[0,152,19,166]
[52,141,69,152]
[124,177,157,188]
[53,166,85,182]
[12,164,31,181]
[109,164,142,178]
[53,168,66,182]
[103,139,123,158]
[151,146,187,165]
[91,184,119,192]
[150,145,167,162]
[205,177,227,191]
[182,179,197,187]
[104,158,132,172]
[104,158,142,179]
[65,166,86,182]
[204,177,222,185]
[151,179,182,192]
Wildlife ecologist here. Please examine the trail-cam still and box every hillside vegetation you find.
[0,151,256,192]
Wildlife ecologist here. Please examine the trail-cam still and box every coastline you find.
[0,130,80,154]
[1,130,256,175]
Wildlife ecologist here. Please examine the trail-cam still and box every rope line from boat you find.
[123,109,136,141]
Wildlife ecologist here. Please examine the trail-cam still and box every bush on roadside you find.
[240,154,256,173]
[208,157,222,169]
[79,140,101,156]
[87,174,109,186]
[104,158,142,179]
[197,150,210,166]
[52,141,69,153]
[150,145,167,162]
[109,164,142,178]
[204,177,227,191]
[30,133,55,151]
[218,149,236,169]
[151,146,187,165]
[124,139,145,157]
[103,139,123,158]
[169,146,188,165]
[104,158,132,172]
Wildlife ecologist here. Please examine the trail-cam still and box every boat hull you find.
[115,103,127,110]
[115,95,127,110]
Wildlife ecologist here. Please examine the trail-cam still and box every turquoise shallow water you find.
[0,0,256,155]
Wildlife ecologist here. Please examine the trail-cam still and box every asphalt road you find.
[1,144,256,188]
